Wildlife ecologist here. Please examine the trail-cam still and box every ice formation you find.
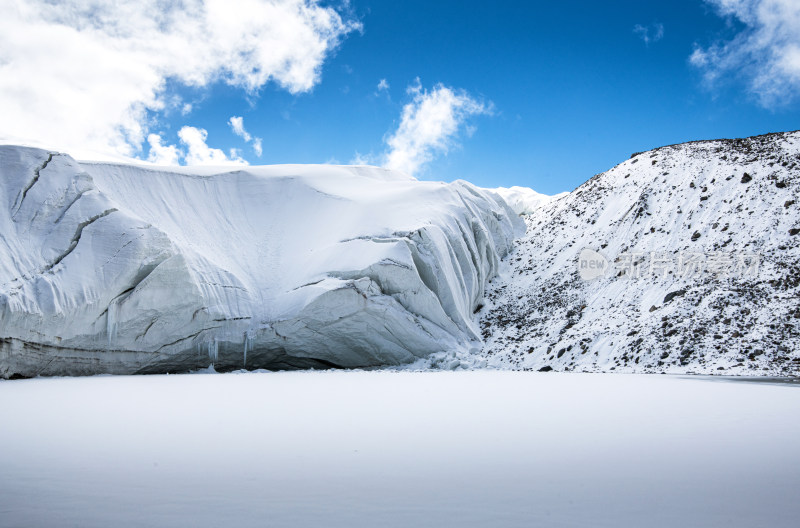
[0,146,523,377]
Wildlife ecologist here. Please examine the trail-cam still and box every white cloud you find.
[633,23,664,45]
[146,134,182,165]
[0,0,360,160]
[350,152,374,165]
[178,127,247,166]
[145,125,249,166]
[374,78,390,99]
[382,82,491,177]
[229,116,252,142]
[691,0,800,107]
[228,115,263,157]
[406,78,424,96]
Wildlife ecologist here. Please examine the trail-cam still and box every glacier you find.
[0,145,524,378]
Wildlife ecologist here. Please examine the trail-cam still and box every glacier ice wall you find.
[0,146,524,377]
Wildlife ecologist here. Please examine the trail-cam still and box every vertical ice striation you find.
[106,301,119,346]
[242,332,249,368]
[207,339,219,364]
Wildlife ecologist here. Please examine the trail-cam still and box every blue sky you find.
[1,0,799,193]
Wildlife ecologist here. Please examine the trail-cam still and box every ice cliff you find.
[0,146,523,377]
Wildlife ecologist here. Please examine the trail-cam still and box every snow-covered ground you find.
[1,370,798,528]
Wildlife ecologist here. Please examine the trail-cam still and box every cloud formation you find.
[349,152,373,165]
[633,23,664,46]
[229,116,263,156]
[383,81,491,177]
[146,134,182,165]
[147,127,247,166]
[0,0,360,159]
[229,117,253,142]
[690,0,800,107]
[179,127,247,166]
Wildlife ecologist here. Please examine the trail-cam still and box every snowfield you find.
[1,370,798,528]
[0,146,523,378]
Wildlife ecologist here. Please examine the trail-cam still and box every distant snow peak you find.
[488,186,567,215]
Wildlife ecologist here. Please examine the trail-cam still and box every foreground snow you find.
[0,146,523,377]
[1,370,798,527]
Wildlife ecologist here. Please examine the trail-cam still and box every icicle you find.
[243,332,248,368]
[207,339,218,363]
[106,300,118,346]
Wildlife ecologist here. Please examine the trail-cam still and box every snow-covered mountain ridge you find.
[488,186,568,215]
[0,146,523,378]
[481,130,800,375]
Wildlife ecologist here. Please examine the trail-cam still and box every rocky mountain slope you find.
[0,146,522,378]
[481,130,800,375]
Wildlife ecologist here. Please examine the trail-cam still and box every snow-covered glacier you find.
[0,146,523,378]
